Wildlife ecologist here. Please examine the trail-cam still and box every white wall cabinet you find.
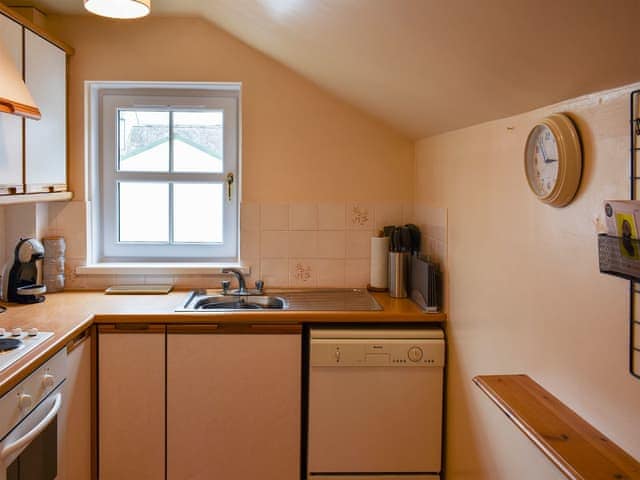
[166,327,302,480]
[0,11,68,197]
[98,326,165,480]
[0,14,24,194]
[24,29,66,193]
[60,330,92,480]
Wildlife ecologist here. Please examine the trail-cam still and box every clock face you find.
[524,114,582,207]
[525,124,559,197]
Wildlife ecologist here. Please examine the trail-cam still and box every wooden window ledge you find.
[473,374,640,480]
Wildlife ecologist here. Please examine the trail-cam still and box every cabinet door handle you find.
[250,324,302,334]
[98,324,165,334]
[67,328,90,353]
[166,324,219,334]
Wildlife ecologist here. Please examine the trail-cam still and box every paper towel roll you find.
[370,236,390,289]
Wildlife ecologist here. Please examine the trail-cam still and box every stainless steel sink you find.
[176,289,381,312]
[179,292,288,311]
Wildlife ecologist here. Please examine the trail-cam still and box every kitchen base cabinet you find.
[167,328,302,480]
[98,325,165,480]
[60,329,92,480]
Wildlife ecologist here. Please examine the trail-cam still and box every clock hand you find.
[544,158,558,164]
[538,140,548,161]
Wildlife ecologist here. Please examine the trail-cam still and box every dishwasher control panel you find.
[310,328,445,367]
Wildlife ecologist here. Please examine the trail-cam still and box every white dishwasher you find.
[307,327,444,480]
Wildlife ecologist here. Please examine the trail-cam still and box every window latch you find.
[226,172,234,203]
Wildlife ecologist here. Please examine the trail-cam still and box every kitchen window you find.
[93,84,239,263]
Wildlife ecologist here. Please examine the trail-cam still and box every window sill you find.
[76,262,250,276]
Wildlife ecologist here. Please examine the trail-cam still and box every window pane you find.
[173,183,223,243]
[173,111,223,173]
[118,110,169,172]
[119,182,169,242]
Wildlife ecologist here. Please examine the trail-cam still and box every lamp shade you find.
[84,0,151,19]
[0,39,39,119]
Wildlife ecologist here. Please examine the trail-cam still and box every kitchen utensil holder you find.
[388,251,409,298]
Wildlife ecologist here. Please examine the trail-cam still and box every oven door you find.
[0,385,63,480]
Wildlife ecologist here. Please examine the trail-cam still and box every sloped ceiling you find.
[9,0,640,138]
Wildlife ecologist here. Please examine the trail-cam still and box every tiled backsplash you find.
[413,203,447,267]
[0,200,447,291]
[413,202,448,311]
[241,202,414,288]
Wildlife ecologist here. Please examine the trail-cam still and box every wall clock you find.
[524,113,582,207]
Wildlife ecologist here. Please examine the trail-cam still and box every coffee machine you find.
[1,238,47,304]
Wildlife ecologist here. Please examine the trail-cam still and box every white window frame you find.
[86,82,241,265]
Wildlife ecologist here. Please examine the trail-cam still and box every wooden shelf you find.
[0,191,72,206]
[473,374,640,480]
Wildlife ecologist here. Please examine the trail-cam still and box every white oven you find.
[0,349,66,480]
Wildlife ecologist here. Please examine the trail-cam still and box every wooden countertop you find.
[0,290,444,396]
[474,374,640,480]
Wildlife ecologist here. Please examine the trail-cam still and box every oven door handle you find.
[0,393,62,462]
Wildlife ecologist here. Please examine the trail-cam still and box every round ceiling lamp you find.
[84,0,151,19]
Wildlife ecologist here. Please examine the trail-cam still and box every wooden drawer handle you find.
[66,328,90,353]
[249,324,302,334]
[166,324,219,334]
[166,324,301,334]
[98,324,166,334]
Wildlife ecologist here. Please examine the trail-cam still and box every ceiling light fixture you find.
[84,0,150,19]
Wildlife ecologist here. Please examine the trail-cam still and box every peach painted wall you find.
[0,14,414,288]
[415,83,640,479]
[46,14,414,203]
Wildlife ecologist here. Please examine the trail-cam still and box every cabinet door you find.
[24,29,66,192]
[0,14,23,194]
[60,330,92,480]
[167,329,301,480]
[98,326,165,480]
